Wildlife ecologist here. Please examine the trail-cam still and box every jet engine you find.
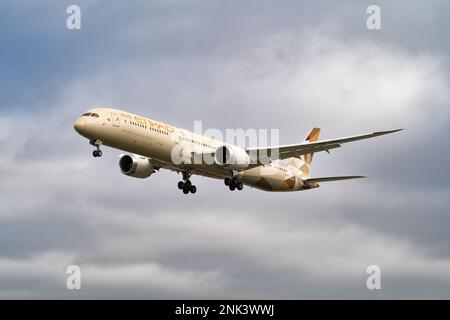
[119,154,154,178]
[214,145,251,170]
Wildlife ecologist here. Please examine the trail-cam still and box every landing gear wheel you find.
[226,176,243,191]
[90,140,103,158]
[180,172,196,194]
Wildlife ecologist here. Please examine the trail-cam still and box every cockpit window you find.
[91,113,100,117]
[82,113,92,117]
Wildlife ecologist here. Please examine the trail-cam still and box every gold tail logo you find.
[303,127,321,165]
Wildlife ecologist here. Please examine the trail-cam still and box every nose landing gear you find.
[93,149,102,157]
[90,140,103,158]
[178,172,197,194]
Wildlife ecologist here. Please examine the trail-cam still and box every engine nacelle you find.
[214,145,251,170]
[119,154,154,179]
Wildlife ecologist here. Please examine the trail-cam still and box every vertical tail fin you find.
[287,128,321,178]
[302,127,321,164]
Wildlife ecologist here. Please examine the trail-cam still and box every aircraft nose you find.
[73,117,86,134]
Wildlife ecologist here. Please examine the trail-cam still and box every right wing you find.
[246,129,402,163]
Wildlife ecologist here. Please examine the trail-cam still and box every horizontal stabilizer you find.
[305,176,366,183]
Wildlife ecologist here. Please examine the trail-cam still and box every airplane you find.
[74,108,401,194]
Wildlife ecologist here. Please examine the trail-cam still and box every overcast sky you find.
[0,0,449,299]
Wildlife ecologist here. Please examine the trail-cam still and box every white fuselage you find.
[74,108,310,192]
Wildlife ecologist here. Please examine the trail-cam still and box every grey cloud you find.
[0,0,449,298]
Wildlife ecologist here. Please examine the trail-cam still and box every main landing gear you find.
[224,177,243,191]
[178,172,197,194]
[90,140,103,158]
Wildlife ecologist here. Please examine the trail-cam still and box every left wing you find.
[246,129,402,162]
